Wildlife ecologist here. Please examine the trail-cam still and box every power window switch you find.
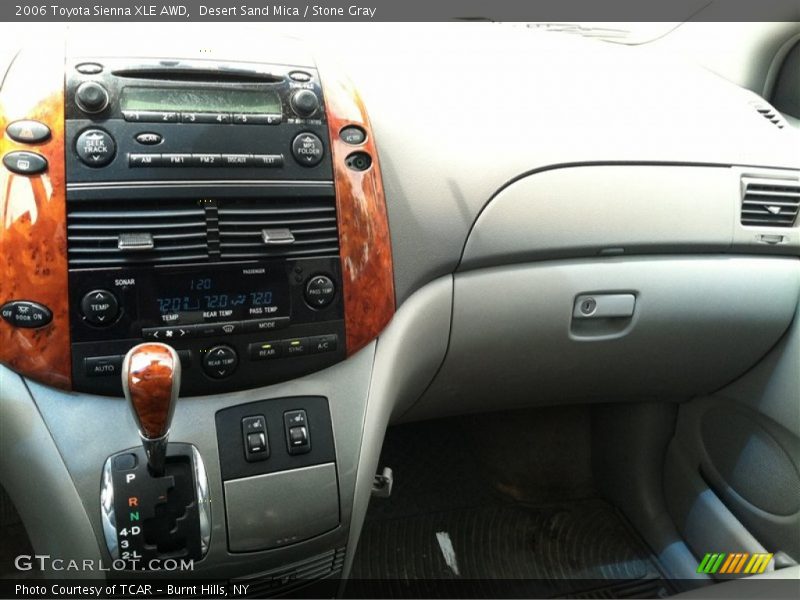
[284,410,311,455]
[242,415,269,462]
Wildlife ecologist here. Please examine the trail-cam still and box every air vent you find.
[67,196,339,268]
[67,199,208,267]
[218,197,339,261]
[749,99,788,129]
[741,177,800,227]
[235,547,345,598]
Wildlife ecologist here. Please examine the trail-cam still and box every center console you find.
[0,36,395,593]
[64,58,346,396]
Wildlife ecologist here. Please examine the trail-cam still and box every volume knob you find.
[291,89,320,117]
[75,81,109,114]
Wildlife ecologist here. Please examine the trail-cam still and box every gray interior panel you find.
[0,369,103,578]
[225,463,339,553]
[403,256,799,422]
[339,25,800,302]
[460,166,737,271]
[665,397,800,561]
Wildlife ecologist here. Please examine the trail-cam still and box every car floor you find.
[346,407,674,599]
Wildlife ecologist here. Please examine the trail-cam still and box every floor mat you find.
[348,500,670,598]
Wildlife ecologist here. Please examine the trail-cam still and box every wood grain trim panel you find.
[321,68,395,355]
[0,45,71,389]
[124,343,178,439]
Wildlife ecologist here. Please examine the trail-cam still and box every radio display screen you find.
[121,87,282,114]
[146,266,289,326]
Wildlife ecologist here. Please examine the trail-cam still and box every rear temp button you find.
[202,345,239,379]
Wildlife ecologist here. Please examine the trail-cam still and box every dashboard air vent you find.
[749,99,787,129]
[67,199,208,267]
[218,197,339,261]
[67,196,340,268]
[741,177,800,227]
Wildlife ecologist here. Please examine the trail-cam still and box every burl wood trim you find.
[321,67,395,355]
[125,344,178,439]
[0,45,71,389]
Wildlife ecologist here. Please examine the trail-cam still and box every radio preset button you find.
[162,153,192,166]
[80,289,119,326]
[6,120,51,144]
[135,132,162,145]
[291,89,320,117]
[292,133,324,167]
[233,113,282,125]
[182,112,231,124]
[249,154,284,168]
[129,153,162,167]
[222,154,250,166]
[3,151,47,175]
[123,110,179,123]
[202,345,238,379]
[76,129,116,167]
[191,153,223,167]
[75,81,109,114]
[242,317,290,333]
[304,275,336,309]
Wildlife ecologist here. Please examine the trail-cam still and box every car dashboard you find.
[0,22,799,596]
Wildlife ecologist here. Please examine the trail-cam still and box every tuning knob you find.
[121,343,181,476]
[291,89,319,117]
[75,81,109,114]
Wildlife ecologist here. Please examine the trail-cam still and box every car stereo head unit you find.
[62,57,346,396]
[64,57,332,184]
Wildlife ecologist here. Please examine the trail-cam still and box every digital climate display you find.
[121,87,283,114]
[147,268,289,326]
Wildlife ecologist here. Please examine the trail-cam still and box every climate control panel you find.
[68,258,345,397]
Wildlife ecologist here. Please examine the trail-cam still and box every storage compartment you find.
[404,256,799,421]
[225,463,340,552]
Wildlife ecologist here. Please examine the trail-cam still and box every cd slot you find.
[112,68,285,84]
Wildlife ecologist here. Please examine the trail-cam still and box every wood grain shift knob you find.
[122,343,180,440]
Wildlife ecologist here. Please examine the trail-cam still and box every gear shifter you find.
[121,342,180,476]
[99,343,210,568]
